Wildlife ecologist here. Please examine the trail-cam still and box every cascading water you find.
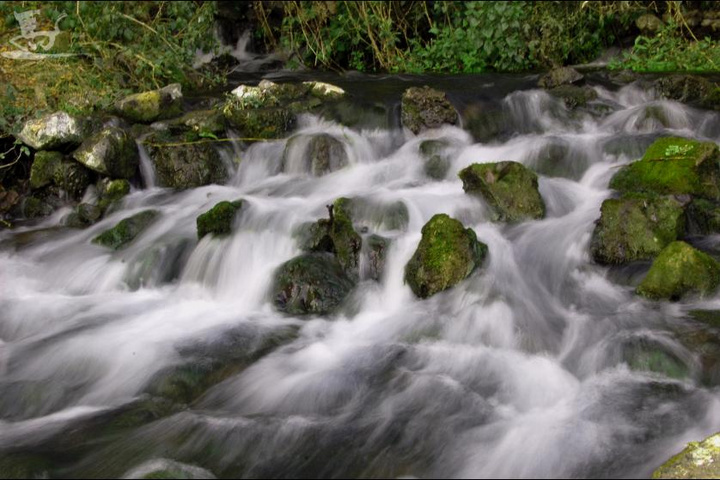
[2,73,720,478]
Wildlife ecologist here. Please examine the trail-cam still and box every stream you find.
[2,70,720,478]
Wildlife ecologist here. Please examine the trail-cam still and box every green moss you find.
[330,198,362,278]
[115,84,183,124]
[223,106,295,140]
[610,137,720,200]
[0,453,54,479]
[638,241,720,301]
[459,161,546,222]
[92,210,159,250]
[686,199,720,235]
[404,213,488,298]
[590,193,685,265]
[196,200,243,239]
[652,432,720,479]
[29,151,63,190]
[97,179,132,212]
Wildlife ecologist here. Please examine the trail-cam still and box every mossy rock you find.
[97,178,131,211]
[538,67,583,89]
[65,203,102,229]
[621,337,689,380]
[652,432,720,479]
[115,84,183,123]
[196,200,243,239]
[18,111,89,150]
[53,160,93,199]
[144,132,228,189]
[166,109,226,136]
[73,127,139,179]
[404,214,488,298]
[655,75,713,106]
[686,198,720,235]
[638,241,720,301]
[609,137,720,201]
[271,252,356,316]
[223,106,295,140]
[282,133,349,176]
[547,85,598,109]
[29,151,64,189]
[401,86,458,134]
[0,453,55,479]
[462,103,508,143]
[295,219,334,253]
[459,161,546,222]
[590,194,686,265]
[329,197,362,278]
[229,81,311,109]
[92,210,159,250]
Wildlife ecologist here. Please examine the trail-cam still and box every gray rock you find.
[401,86,459,134]
[115,83,183,123]
[538,67,584,89]
[18,112,88,150]
[73,127,139,179]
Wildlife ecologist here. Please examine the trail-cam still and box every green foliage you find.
[610,21,720,73]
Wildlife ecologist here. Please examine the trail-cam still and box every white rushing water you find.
[2,79,720,478]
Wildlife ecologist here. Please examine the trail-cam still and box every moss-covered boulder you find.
[18,111,88,150]
[29,151,64,189]
[652,432,720,479]
[92,210,159,250]
[459,161,546,222]
[73,127,139,179]
[97,178,131,211]
[609,137,720,201]
[655,75,714,106]
[548,85,598,109]
[52,160,93,198]
[165,109,226,137]
[685,198,720,235]
[590,194,686,265]
[404,214,488,298]
[538,67,583,89]
[223,107,295,140]
[143,132,227,189]
[115,83,183,123]
[196,200,243,239]
[637,241,720,301]
[271,253,356,316]
[420,139,451,180]
[282,133,349,176]
[401,86,459,134]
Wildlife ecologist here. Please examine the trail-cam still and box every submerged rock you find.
[547,85,598,109]
[18,112,88,151]
[73,127,139,179]
[121,458,216,479]
[655,75,714,107]
[538,67,583,89]
[92,210,159,250]
[459,161,546,222]
[115,83,183,123]
[143,132,227,189]
[272,253,356,315]
[590,194,686,265]
[196,200,243,239]
[401,86,459,134]
[283,133,349,176]
[97,178,131,211]
[223,107,295,140]
[638,241,720,301]
[610,137,720,200]
[652,432,720,479]
[65,203,102,229]
[366,234,390,281]
[404,214,488,298]
[419,139,452,180]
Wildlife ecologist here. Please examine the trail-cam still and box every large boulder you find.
[652,432,720,479]
[282,133,349,176]
[538,67,583,89]
[590,194,686,265]
[29,151,64,189]
[638,241,720,301]
[52,160,92,199]
[196,200,243,239]
[115,83,183,123]
[73,127,139,179]
[610,137,720,200]
[92,210,159,250]
[143,132,228,189]
[459,161,546,222]
[401,86,459,134]
[18,112,89,151]
[404,214,488,298]
[271,253,356,316]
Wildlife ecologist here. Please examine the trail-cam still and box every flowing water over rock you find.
[3,72,720,478]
